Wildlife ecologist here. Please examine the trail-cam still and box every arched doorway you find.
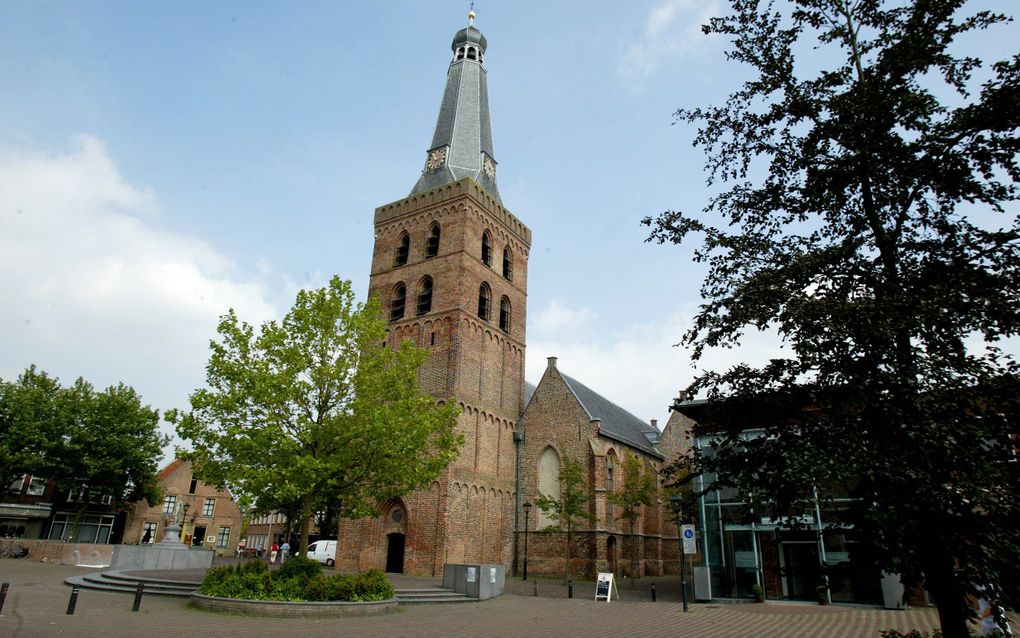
[386,533,405,574]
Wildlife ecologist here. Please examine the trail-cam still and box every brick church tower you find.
[337,11,531,576]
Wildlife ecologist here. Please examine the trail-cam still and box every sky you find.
[1,1,1017,460]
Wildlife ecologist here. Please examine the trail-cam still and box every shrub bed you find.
[198,556,394,602]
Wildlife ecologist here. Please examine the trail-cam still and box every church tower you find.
[337,11,531,576]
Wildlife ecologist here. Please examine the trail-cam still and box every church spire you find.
[410,10,500,203]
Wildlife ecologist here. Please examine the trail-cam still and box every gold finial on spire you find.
[468,3,476,26]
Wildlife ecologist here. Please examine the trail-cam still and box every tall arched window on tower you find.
[538,447,561,529]
[477,283,491,321]
[425,224,441,259]
[502,247,512,280]
[417,276,434,315]
[499,296,510,332]
[390,283,407,321]
[481,231,492,267]
[395,233,410,266]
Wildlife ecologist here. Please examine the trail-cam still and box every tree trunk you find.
[924,557,971,638]
[299,494,312,558]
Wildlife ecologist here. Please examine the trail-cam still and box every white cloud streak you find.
[0,135,279,452]
[619,0,723,82]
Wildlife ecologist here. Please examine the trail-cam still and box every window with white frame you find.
[162,494,178,516]
[203,498,215,517]
[141,521,157,543]
[218,526,230,548]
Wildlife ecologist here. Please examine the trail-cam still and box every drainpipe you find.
[513,427,524,576]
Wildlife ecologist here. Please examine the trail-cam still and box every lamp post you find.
[669,494,689,612]
[522,501,532,581]
[182,503,190,546]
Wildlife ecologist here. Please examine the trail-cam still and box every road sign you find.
[681,524,696,555]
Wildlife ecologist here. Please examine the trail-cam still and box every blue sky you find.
[2,1,1017,457]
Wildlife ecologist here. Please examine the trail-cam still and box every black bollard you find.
[0,582,9,615]
[651,582,657,602]
[132,581,145,612]
[568,579,573,599]
[66,586,80,615]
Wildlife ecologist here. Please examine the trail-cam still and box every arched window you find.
[606,451,617,527]
[417,277,433,315]
[467,47,477,60]
[481,231,492,267]
[394,233,410,266]
[390,283,406,321]
[425,224,440,259]
[502,247,512,280]
[499,296,510,332]
[477,283,491,321]
[538,447,561,529]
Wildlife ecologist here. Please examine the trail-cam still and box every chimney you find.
[651,419,658,431]
[547,356,558,369]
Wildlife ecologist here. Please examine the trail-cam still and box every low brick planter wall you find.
[189,593,398,617]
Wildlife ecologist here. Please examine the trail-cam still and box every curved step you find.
[65,574,195,597]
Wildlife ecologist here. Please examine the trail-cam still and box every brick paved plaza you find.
[0,560,973,638]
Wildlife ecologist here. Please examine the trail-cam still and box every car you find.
[306,539,338,566]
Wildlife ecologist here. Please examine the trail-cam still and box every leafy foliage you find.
[535,455,592,582]
[0,365,166,524]
[645,1,1019,636]
[170,276,462,555]
[607,454,656,580]
[199,562,393,602]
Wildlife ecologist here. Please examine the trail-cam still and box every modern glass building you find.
[692,431,883,604]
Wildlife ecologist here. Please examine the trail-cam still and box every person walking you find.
[270,542,278,564]
[280,540,290,563]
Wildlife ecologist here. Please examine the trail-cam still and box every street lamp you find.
[522,501,532,581]
[182,503,190,545]
[669,494,689,612]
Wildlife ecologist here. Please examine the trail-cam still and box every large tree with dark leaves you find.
[645,0,1019,634]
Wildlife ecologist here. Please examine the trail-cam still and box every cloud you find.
[619,0,724,82]
[532,298,596,334]
[0,135,279,452]
[526,304,788,427]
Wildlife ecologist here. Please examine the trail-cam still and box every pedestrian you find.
[270,542,278,564]
[236,537,246,558]
[281,540,290,563]
[977,585,1013,637]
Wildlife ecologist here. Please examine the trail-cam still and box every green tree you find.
[170,276,462,556]
[645,1,1019,635]
[0,366,63,496]
[535,455,592,583]
[55,378,166,534]
[607,453,656,583]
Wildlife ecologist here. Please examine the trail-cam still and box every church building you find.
[336,11,691,580]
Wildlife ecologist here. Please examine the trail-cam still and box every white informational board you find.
[595,572,617,602]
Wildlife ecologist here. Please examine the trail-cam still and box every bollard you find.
[132,581,145,612]
[66,586,80,615]
[651,582,657,602]
[533,579,538,597]
[0,582,9,616]
[568,579,573,599]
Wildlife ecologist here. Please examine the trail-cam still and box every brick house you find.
[122,459,243,555]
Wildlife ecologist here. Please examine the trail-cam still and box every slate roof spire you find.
[410,10,501,203]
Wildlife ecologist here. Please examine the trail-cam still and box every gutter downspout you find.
[512,427,523,576]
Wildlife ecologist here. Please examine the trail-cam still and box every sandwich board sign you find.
[595,572,617,602]
[682,524,697,555]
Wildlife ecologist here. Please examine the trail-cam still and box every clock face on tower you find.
[482,154,496,180]
[426,148,447,172]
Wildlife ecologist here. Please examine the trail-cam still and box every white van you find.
[306,539,337,566]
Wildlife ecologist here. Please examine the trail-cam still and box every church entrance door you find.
[607,536,617,573]
[386,533,405,574]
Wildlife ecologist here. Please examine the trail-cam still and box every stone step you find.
[394,588,474,604]
[101,569,202,588]
[65,574,195,597]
